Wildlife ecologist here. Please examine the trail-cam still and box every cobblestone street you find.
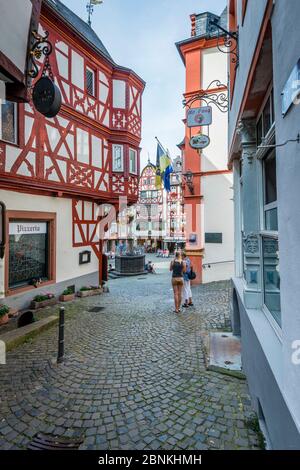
[0,259,260,450]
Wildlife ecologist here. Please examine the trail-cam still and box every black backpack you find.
[188,268,196,280]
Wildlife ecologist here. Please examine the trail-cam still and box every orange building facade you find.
[176,9,234,284]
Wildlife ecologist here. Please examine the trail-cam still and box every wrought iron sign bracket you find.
[208,18,239,70]
[28,30,62,118]
[183,79,229,113]
[29,30,54,80]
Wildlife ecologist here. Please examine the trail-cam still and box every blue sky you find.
[63,0,226,167]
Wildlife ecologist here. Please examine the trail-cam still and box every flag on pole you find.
[155,139,165,189]
[155,138,173,192]
[163,150,173,192]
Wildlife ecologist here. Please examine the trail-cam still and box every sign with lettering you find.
[189,134,210,150]
[9,222,47,236]
[187,106,212,127]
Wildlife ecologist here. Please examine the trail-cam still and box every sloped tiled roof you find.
[45,0,113,62]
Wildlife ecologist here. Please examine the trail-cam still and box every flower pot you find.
[0,313,9,325]
[77,288,103,298]
[8,308,19,318]
[30,298,57,309]
[59,293,75,302]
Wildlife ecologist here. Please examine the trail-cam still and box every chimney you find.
[190,14,196,37]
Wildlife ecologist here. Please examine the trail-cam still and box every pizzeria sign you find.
[9,222,47,236]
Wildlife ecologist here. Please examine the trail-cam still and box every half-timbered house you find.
[0,0,145,309]
[135,161,166,251]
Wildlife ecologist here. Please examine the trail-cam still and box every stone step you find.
[0,315,58,352]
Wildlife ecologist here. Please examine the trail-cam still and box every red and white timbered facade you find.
[0,0,144,307]
[134,161,184,250]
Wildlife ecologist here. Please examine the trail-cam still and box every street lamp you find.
[183,170,194,195]
[0,202,6,259]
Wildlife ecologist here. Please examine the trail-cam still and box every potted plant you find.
[0,305,9,325]
[60,287,75,302]
[31,293,57,309]
[77,285,103,298]
[8,307,19,318]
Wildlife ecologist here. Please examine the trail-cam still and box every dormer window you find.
[86,67,96,97]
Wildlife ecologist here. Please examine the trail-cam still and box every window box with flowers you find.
[0,305,10,326]
[59,288,76,302]
[31,293,57,309]
[77,286,103,298]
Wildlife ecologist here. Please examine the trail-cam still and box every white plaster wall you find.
[202,173,234,283]
[0,0,32,73]
[201,47,227,90]
[71,50,84,90]
[201,93,228,172]
[76,128,89,164]
[0,190,99,287]
[56,50,69,80]
[113,80,126,109]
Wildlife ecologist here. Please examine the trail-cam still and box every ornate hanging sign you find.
[187,106,212,127]
[32,76,61,118]
[189,133,210,150]
[29,30,62,117]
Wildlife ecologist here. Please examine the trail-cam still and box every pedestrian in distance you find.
[170,251,186,314]
[182,252,194,308]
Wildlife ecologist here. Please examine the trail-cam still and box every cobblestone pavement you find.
[0,258,260,450]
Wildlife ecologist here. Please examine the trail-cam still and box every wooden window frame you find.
[5,211,56,296]
[85,65,97,98]
[112,144,124,172]
[0,100,18,146]
[129,148,137,174]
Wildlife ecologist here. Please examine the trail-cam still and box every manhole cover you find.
[88,307,105,313]
[28,433,83,450]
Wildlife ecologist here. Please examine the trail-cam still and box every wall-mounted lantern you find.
[0,202,6,259]
[183,170,194,195]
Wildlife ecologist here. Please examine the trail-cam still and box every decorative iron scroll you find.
[183,80,228,113]
[28,30,54,80]
[208,18,239,69]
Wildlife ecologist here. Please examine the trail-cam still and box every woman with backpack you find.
[170,251,186,314]
[182,252,194,308]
